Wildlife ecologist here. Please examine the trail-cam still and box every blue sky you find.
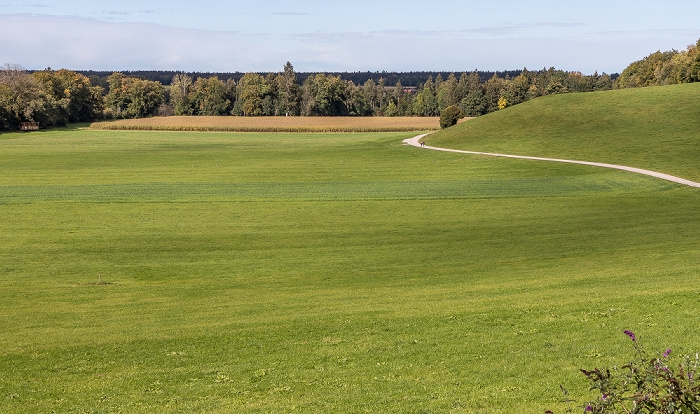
[1,1,698,74]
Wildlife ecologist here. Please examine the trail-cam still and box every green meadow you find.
[431,83,700,182]
[1,84,699,413]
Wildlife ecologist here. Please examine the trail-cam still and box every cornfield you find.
[91,116,442,132]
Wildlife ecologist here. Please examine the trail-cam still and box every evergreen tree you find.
[278,62,299,116]
[392,80,405,115]
[483,74,505,113]
[418,76,438,116]
[377,77,388,113]
[459,91,487,117]
[437,73,459,111]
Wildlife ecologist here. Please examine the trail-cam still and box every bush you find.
[439,105,464,129]
[551,330,700,413]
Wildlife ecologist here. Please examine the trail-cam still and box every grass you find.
[430,83,700,182]
[90,116,443,132]
[1,85,699,413]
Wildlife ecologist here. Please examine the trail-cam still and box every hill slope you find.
[429,83,700,181]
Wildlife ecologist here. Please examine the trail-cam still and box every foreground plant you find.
[550,331,700,413]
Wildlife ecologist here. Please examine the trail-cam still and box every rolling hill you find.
[430,83,700,182]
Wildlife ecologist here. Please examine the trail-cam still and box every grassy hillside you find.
[0,122,698,412]
[430,83,700,182]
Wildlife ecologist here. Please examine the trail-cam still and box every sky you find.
[1,1,698,75]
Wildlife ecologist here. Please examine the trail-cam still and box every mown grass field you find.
[1,84,699,413]
[91,116,445,132]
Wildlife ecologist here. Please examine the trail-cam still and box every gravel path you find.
[404,134,700,188]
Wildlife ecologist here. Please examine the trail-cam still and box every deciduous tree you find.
[190,76,231,116]
[439,104,464,129]
[106,73,164,118]
[170,73,193,115]
[301,74,349,116]
[235,73,269,116]
[0,64,45,129]
[33,68,103,124]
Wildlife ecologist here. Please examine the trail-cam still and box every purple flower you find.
[623,330,636,341]
[586,405,593,411]
[664,349,672,358]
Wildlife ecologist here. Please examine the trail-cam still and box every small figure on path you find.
[420,141,425,147]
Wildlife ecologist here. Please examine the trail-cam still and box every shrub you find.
[550,331,700,413]
[439,105,464,129]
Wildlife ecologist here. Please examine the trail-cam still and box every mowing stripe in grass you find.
[0,174,677,204]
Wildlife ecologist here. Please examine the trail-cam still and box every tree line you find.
[0,62,618,129]
[0,65,104,130]
[615,38,700,88]
[75,69,525,89]
[1,38,697,131]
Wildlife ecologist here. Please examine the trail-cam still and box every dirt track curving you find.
[404,134,700,189]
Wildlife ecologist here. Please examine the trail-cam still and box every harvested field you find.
[91,116,446,132]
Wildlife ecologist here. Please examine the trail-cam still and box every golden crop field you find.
[91,116,447,132]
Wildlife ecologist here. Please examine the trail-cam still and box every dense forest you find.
[73,70,526,89]
[1,38,698,131]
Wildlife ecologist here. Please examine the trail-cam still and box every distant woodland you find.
[1,38,698,130]
[73,70,527,89]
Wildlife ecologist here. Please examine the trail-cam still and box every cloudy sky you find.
[1,1,698,74]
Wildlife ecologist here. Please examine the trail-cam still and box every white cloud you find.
[0,14,270,71]
[270,12,311,16]
[0,3,52,7]
[0,13,696,74]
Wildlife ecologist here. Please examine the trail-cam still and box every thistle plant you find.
[550,331,700,413]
